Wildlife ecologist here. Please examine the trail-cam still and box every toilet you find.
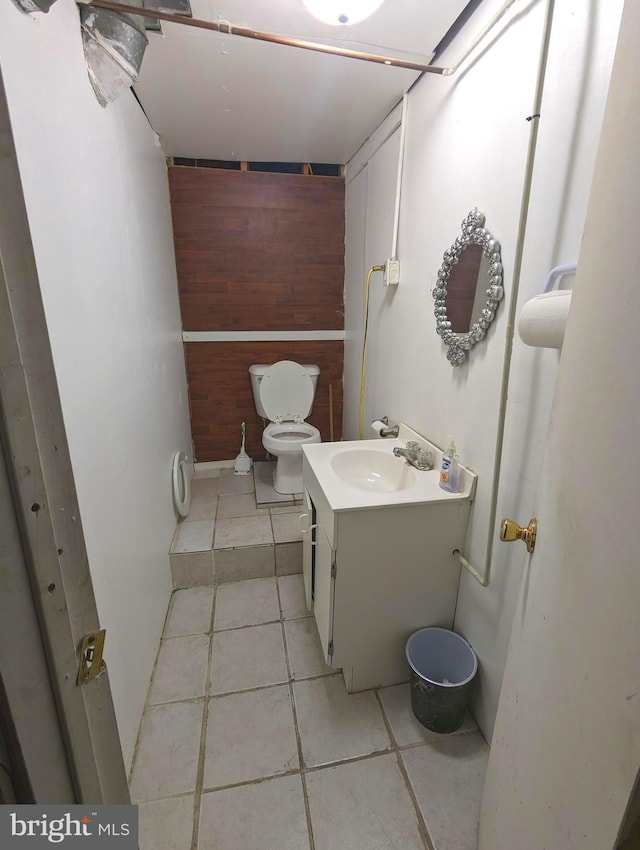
[249,361,321,494]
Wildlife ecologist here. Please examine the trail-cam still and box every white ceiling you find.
[134,0,473,163]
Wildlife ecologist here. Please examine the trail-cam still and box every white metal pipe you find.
[391,93,409,259]
[443,0,520,76]
[542,263,577,293]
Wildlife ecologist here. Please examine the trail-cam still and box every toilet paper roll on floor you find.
[518,290,572,349]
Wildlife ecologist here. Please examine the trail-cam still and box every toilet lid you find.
[259,361,314,423]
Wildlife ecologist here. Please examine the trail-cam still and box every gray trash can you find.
[406,627,477,733]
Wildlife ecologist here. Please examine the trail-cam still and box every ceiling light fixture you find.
[302,0,384,26]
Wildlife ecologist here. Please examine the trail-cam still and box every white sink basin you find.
[330,449,415,492]
[302,426,477,511]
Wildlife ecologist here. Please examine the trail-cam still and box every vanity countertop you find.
[302,424,477,512]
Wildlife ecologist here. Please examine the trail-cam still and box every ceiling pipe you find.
[81,0,446,74]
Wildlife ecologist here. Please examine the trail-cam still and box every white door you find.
[313,521,336,666]
[0,77,128,803]
[301,489,315,612]
[480,3,640,847]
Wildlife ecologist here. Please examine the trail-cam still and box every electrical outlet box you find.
[384,258,400,286]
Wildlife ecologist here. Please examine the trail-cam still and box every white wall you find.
[0,0,192,767]
[344,0,623,740]
[482,2,640,841]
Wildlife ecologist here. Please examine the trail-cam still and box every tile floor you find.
[169,464,305,587]
[130,576,489,850]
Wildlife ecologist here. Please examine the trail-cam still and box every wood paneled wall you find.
[169,166,345,462]
[186,342,343,462]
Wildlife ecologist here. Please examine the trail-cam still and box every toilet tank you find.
[249,363,320,419]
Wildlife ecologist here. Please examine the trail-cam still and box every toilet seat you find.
[259,360,314,424]
[172,451,191,517]
[263,420,320,455]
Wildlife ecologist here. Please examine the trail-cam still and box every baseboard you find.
[194,460,234,476]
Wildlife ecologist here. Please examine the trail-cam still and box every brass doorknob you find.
[499,517,537,554]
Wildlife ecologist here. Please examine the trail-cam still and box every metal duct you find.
[141,0,193,34]
[79,5,148,107]
[11,0,58,14]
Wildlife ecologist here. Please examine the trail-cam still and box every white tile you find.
[171,520,214,554]
[215,545,275,583]
[217,493,264,519]
[278,574,310,619]
[164,588,214,638]
[203,685,299,788]
[219,474,255,495]
[210,623,288,694]
[184,495,218,522]
[149,634,210,705]
[379,683,478,746]
[306,753,425,850]
[138,794,195,850]
[129,700,203,802]
[170,551,214,588]
[271,512,303,543]
[284,618,332,681]
[198,775,310,850]
[275,542,302,575]
[194,468,221,479]
[253,461,275,485]
[214,515,273,549]
[293,675,390,768]
[191,477,220,498]
[402,732,489,850]
[214,577,280,630]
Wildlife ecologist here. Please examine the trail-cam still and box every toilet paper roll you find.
[371,420,386,437]
[518,290,572,349]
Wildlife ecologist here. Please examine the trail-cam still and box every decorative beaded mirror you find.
[432,209,504,366]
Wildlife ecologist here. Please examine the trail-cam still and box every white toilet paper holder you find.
[518,290,573,349]
[371,417,399,438]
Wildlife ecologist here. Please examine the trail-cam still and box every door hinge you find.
[331,555,337,579]
[328,639,334,658]
[77,629,106,685]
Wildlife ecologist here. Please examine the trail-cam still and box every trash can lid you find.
[406,627,477,687]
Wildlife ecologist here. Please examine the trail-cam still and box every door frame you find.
[0,68,128,803]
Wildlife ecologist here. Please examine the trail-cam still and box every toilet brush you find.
[234,422,252,475]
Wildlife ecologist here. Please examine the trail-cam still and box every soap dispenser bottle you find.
[439,437,459,493]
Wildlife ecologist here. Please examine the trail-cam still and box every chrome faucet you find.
[393,441,434,471]
[374,416,399,438]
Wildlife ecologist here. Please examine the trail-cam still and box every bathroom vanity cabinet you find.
[301,432,477,693]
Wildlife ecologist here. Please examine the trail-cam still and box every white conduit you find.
[454,0,557,586]
[391,93,409,260]
[542,263,577,293]
[443,0,521,76]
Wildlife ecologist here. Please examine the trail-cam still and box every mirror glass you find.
[432,209,504,366]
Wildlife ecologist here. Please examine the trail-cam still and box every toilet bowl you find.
[249,361,321,494]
